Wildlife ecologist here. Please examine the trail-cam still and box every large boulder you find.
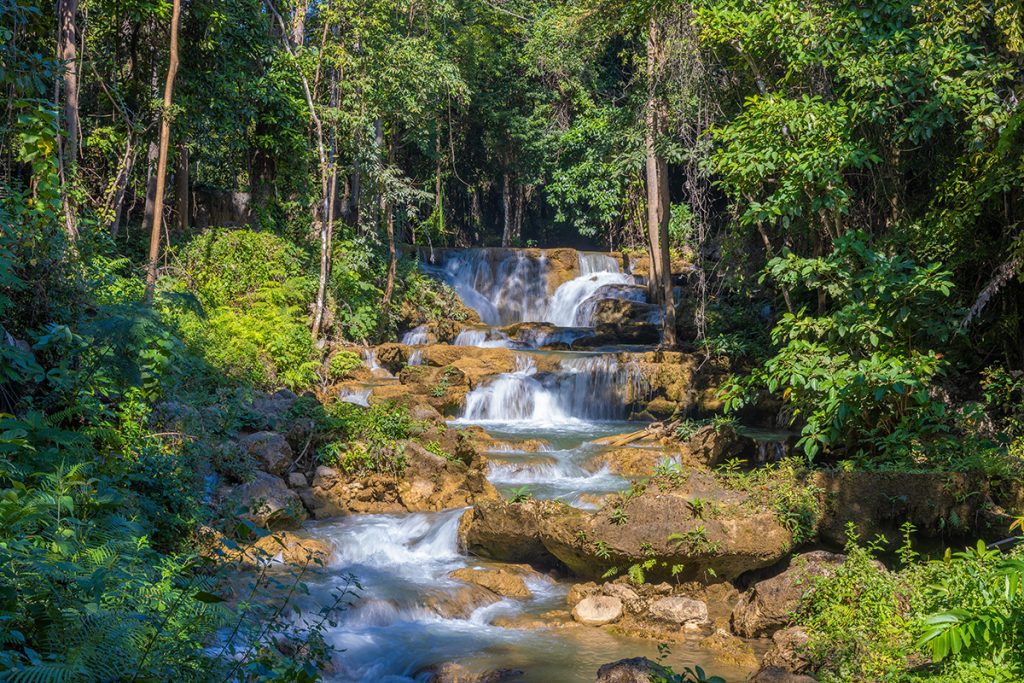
[418,662,523,683]
[572,595,624,626]
[306,440,498,516]
[229,470,307,529]
[594,658,670,683]
[250,389,298,428]
[731,551,846,637]
[240,431,294,475]
[462,477,792,581]
[680,424,753,469]
[238,531,332,568]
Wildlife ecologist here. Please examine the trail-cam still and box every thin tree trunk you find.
[501,171,512,247]
[513,184,524,244]
[265,0,332,337]
[645,15,677,347]
[175,143,189,232]
[382,137,397,305]
[144,0,182,302]
[142,61,161,234]
[291,0,308,46]
[108,136,135,237]
[58,0,80,170]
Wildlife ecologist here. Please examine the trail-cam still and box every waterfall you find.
[420,249,549,325]
[546,254,635,327]
[459,354,634,425]
[401,325,429,365]
[453,328,513,348]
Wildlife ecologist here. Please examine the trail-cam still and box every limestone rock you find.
[419,663,524,683]
[731,551,845,638]
[459,499,562,568]
[601,582,643,612]
[240,431,293,476]
[250,389,298,428]
[681,424,753,469]
[450,567,531,598]
[230,470,307,529]
[698,628,758,669]
[566,582,601,609]
[422,585,501,619]
[647,596,708,626]
[239,531,332,567]
[594,657,670,683]
[572,595,624,626]
[759,626,812,674]
[287,472,308,488]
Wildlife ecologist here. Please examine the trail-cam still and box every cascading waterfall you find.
[401,325,429,365]
[459,353,639,425]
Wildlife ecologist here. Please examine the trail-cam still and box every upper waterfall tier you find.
[417,248,639,328]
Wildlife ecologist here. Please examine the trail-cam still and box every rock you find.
[698,628,758,669]
[731,551,846,637]
[250,389,298,427]
[601,582,643,612]
[748,669,818,683]
[152,400,201,432]
[450,567,531,598]
[759,626,812,674]
[594,657,670,683]
[681,424,753,468]
[647,596,708,626]
[459,499,562,568]
[306,440,497,516]
[572,596,624,626]
[230,470,307,529]
[567,582,601,608]
[590,446,675,477]
[240,431,294,476]
[418,662,524,683]
[239,531,332,567]
[422,585,501,619]
[287,472,308,488]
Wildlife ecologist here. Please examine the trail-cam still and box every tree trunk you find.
[382,137,397,306]
[501,171,512,247]
[175,143,189,232]
[291,0,308,46]
[645,15,677,347]
[108,136,135,238]
[144,0,182,302]
[58,0,80,171]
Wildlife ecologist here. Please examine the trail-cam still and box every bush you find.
[328,351,363,380]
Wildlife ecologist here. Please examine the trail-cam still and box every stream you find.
[300,249,754,682]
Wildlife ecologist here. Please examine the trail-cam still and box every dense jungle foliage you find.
[1,0,1023,679]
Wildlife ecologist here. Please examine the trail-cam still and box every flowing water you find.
[301,248,750,681]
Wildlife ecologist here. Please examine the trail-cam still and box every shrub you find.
[328,351,363,381]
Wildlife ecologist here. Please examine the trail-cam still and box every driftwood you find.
[594,420,680,448]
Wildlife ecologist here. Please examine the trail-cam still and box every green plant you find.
[609,506,629,525]
[327,351,363,381]
[509,486,533,503]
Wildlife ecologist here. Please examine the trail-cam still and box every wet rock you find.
[572,595,624,626]
[759,626,812,674]
[459,499,562,568]
[647,596,708,626]
[419,662,524,683]
[240,431,294,476]
[731,551,846,638]
[422,585,501,619]
[591,445,673,477]
[594,657,670,683]
[698,628,758,670]
[449,567,531,598]
[229,470,307,529]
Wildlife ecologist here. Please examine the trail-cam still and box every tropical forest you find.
[2,0,1024,680]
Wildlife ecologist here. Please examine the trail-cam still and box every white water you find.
[419,249,642,337]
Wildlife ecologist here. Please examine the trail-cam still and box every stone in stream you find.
[647,596,709,626]
[449,567,532,598]
[572,595,624,626]
[226,470,307,529]
[698,628,759,670]
[418,662,524,683]
[594,657,671,683]
[462,475,793,582]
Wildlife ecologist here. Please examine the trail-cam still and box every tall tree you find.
[57,0,80,238]
[144,0,182,301]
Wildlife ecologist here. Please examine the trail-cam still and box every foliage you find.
[327,351,363,381]
[723,233,958,462]
[317,402,416,475]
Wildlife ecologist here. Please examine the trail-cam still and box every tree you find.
[144,0,182,302]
